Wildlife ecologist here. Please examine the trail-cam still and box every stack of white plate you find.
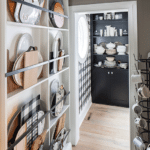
[104,60,116,68]
[106,49,116,55]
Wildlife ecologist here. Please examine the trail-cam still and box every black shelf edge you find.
[93,67,129,70]
[93,19,128,22]
[93,54,128,56]
[93,36,128,38]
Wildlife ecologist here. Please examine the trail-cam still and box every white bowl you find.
[106,43,116,49]
[117,45,126,50]
[119,63,128,69]
[106,49,116,55]
[95,46,105,54]
[106,57,115,62]
[117,46,126,55]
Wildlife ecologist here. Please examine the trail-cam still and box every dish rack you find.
[134,54,150,145]
[0,0,70,150]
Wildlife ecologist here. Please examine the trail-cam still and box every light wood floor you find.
[73,104,130,150]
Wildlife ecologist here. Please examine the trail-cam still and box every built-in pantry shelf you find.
[2,0,71,149]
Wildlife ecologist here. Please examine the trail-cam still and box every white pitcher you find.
[110,27,115,37]
[105,25,111,37]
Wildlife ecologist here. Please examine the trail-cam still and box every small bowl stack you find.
[104,56,116,68]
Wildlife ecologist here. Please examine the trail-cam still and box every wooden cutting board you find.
[58,51,63,71]
[24,51,38,89]
[55,113,66,139]
[7,0,16,20]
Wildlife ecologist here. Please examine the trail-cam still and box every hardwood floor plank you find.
[73,104,130,150]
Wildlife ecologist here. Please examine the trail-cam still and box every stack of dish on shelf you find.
[8,0,45,25]
[104,57,116,68]
[94,42,128,55]
[8,95,46,150]
[94,55,128,69]
[106,42,116,55]
[11,33,43,90]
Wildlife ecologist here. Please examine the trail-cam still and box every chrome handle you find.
[111,72,113,74]
[108,72,110,74]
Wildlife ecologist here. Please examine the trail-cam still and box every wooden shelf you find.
[7,21,69,31]
[49,105,70,130]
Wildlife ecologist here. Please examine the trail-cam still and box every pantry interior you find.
[91,11,129,107]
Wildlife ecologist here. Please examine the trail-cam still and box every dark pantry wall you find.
[69,0,150,68]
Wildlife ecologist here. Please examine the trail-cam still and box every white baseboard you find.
[79,98,92,127]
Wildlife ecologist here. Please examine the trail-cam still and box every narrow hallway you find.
[73,104,129,150]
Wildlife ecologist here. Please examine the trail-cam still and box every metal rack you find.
[12,0,69,19]
[7,92,70,150]
[134,54,150,145]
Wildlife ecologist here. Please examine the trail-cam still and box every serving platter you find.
[8,111,21,146]
[49,0,64,28]
[52,31,63,73]
[14,2,21,22]
[38,111,45,135]
[14,123,27,150]
[16,33,33,59]
[20,0,40,25]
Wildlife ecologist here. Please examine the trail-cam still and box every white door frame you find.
[69,1,138,150]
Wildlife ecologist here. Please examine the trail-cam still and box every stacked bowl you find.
[104,56,116,68]
[106,43,116,55]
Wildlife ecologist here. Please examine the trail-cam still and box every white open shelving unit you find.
[0,0,70,149]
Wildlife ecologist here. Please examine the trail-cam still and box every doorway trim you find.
[69,1,138,149]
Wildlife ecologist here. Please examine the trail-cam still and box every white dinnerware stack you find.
[106,42,116,55]
[117,45,126,55]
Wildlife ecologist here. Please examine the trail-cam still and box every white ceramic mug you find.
[132,102,142,115]
[138,84,150,98]
[133,136,145,150]
[147,144,150,150]
[107,13,111,20]
[134,117,147,128]
[120,29,123,36]
[99,16,103,20]
[131,70,143,83]
[98,61,102,67]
